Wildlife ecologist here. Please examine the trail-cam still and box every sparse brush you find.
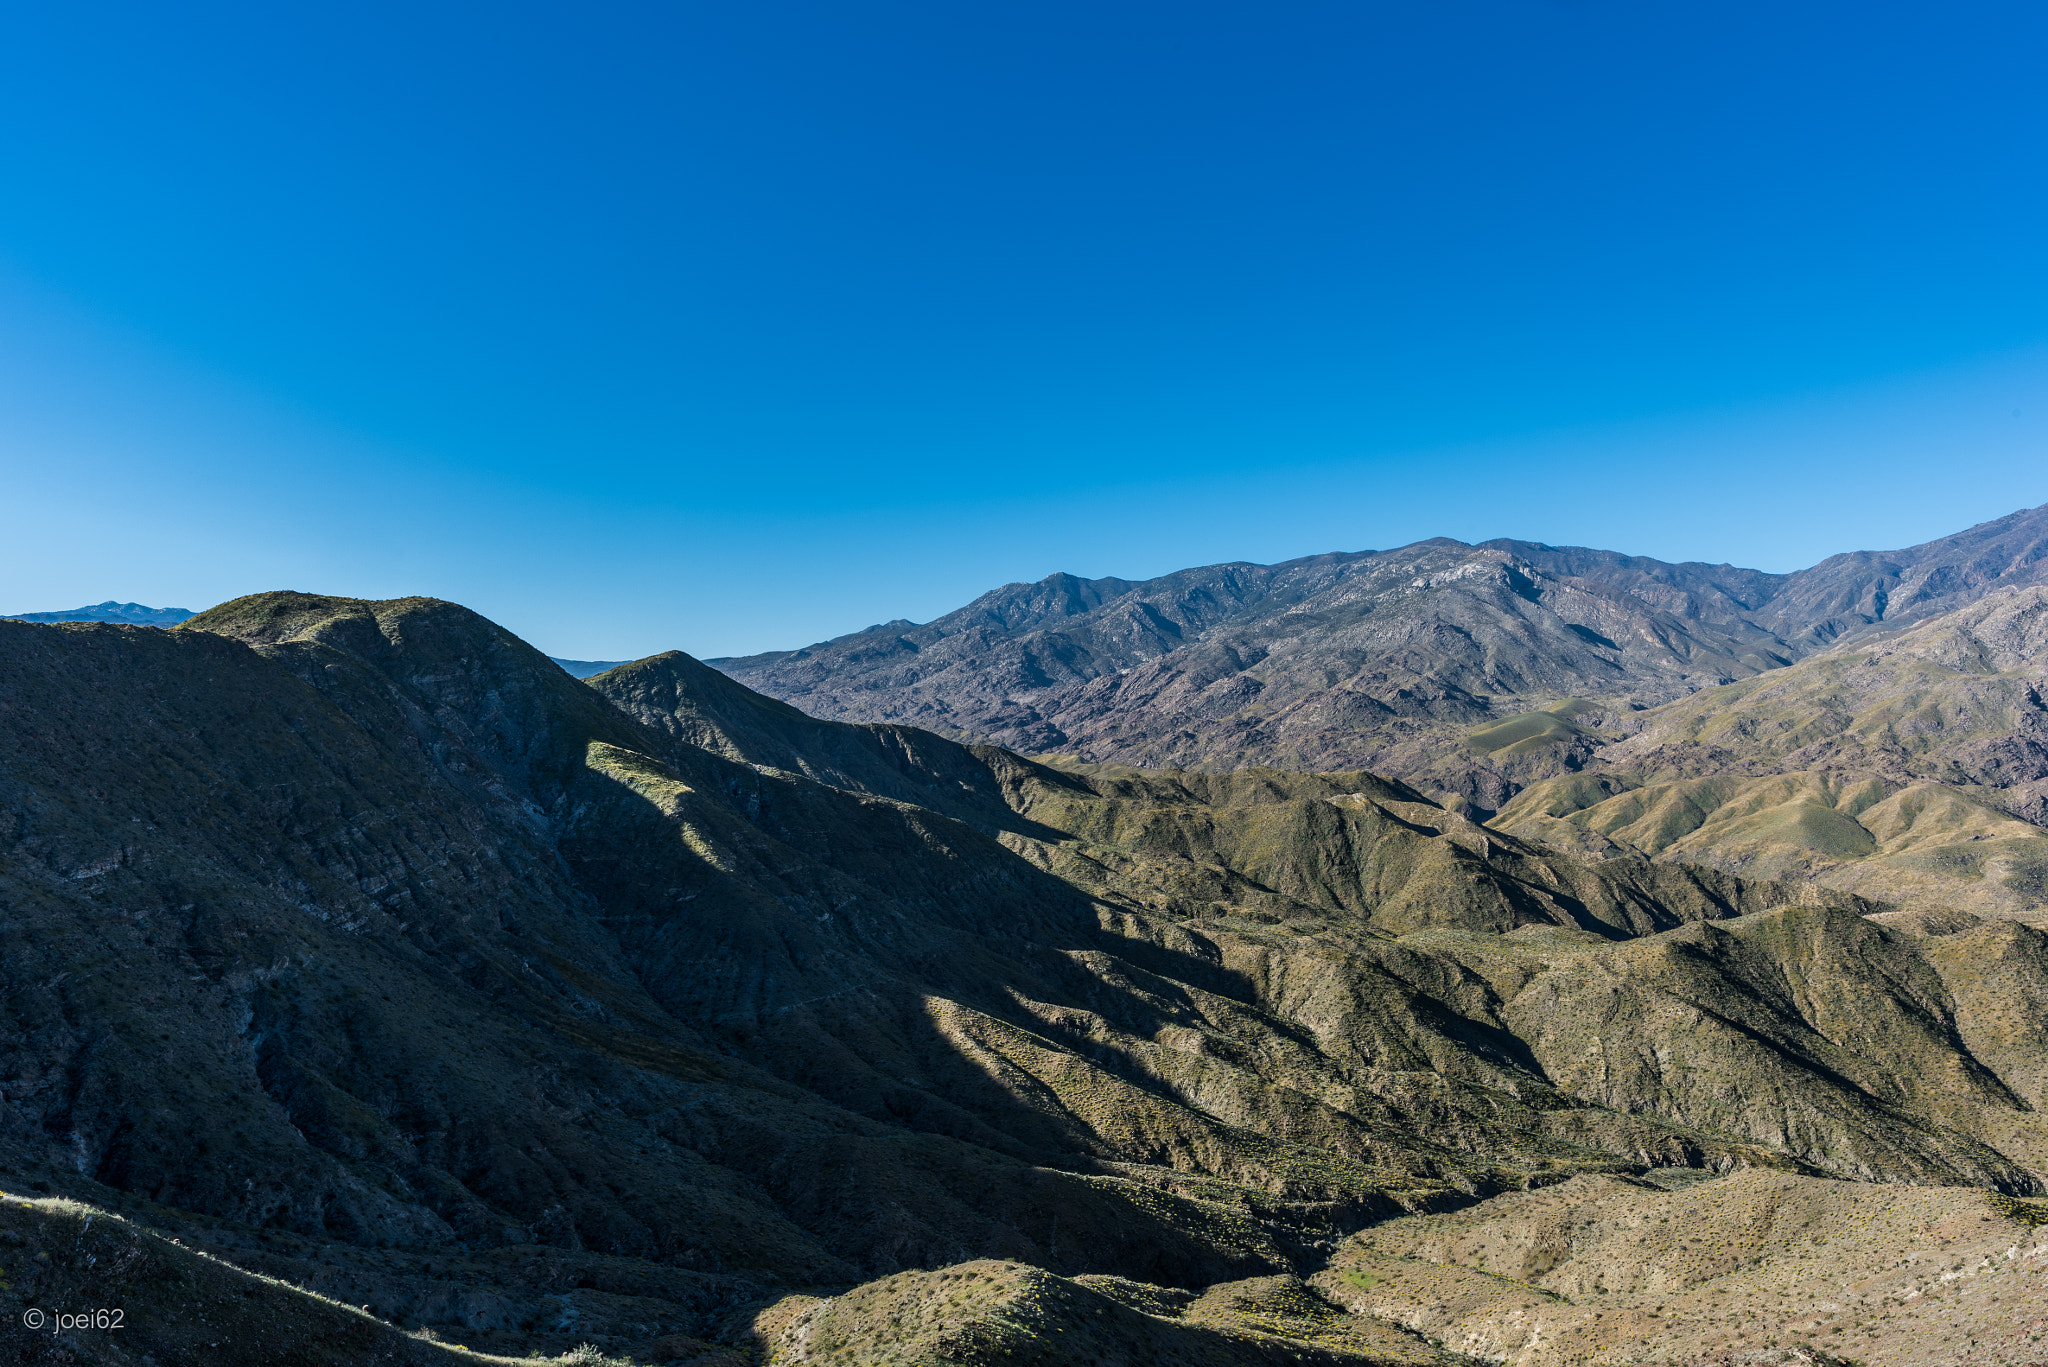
[553,1345,635,1367]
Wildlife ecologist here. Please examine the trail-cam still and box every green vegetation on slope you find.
[1465,702,1604,760]
[1496,769,2048,919]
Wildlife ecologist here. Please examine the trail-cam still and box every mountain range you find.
[2,601,196,626]
[712,503,2048,811]
[4,509,2048,1365]
[713,504,2048,928]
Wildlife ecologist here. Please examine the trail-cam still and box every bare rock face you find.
[1752,501,2048,648]
[8,591,2048,1363]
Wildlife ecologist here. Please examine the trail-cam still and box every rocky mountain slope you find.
[7,593,2048,1363]
[1597,582,2048,797]
[1489,585,2048,919]
[710,503,2048,812]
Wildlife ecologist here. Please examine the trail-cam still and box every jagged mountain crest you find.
[709,503,2048,819]
[2,599,194,625]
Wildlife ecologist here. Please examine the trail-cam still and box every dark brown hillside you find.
[6,593,2048,1363]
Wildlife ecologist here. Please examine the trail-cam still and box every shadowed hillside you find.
[6,593,2048,1363]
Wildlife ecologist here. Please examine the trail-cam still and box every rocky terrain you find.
[710,503,2048,812]
[710,507,2048,921]
[3,589,2048,1363]
[1319,1170,2048,1366]
[1477,584,2048,922]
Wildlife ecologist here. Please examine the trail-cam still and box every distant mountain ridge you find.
[3,600,194,625]
[711,504,2048,811]
[549,656,631,677]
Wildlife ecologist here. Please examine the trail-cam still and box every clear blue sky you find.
[2,1,2045,658]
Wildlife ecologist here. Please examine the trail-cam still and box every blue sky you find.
[2,1,2045,659]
